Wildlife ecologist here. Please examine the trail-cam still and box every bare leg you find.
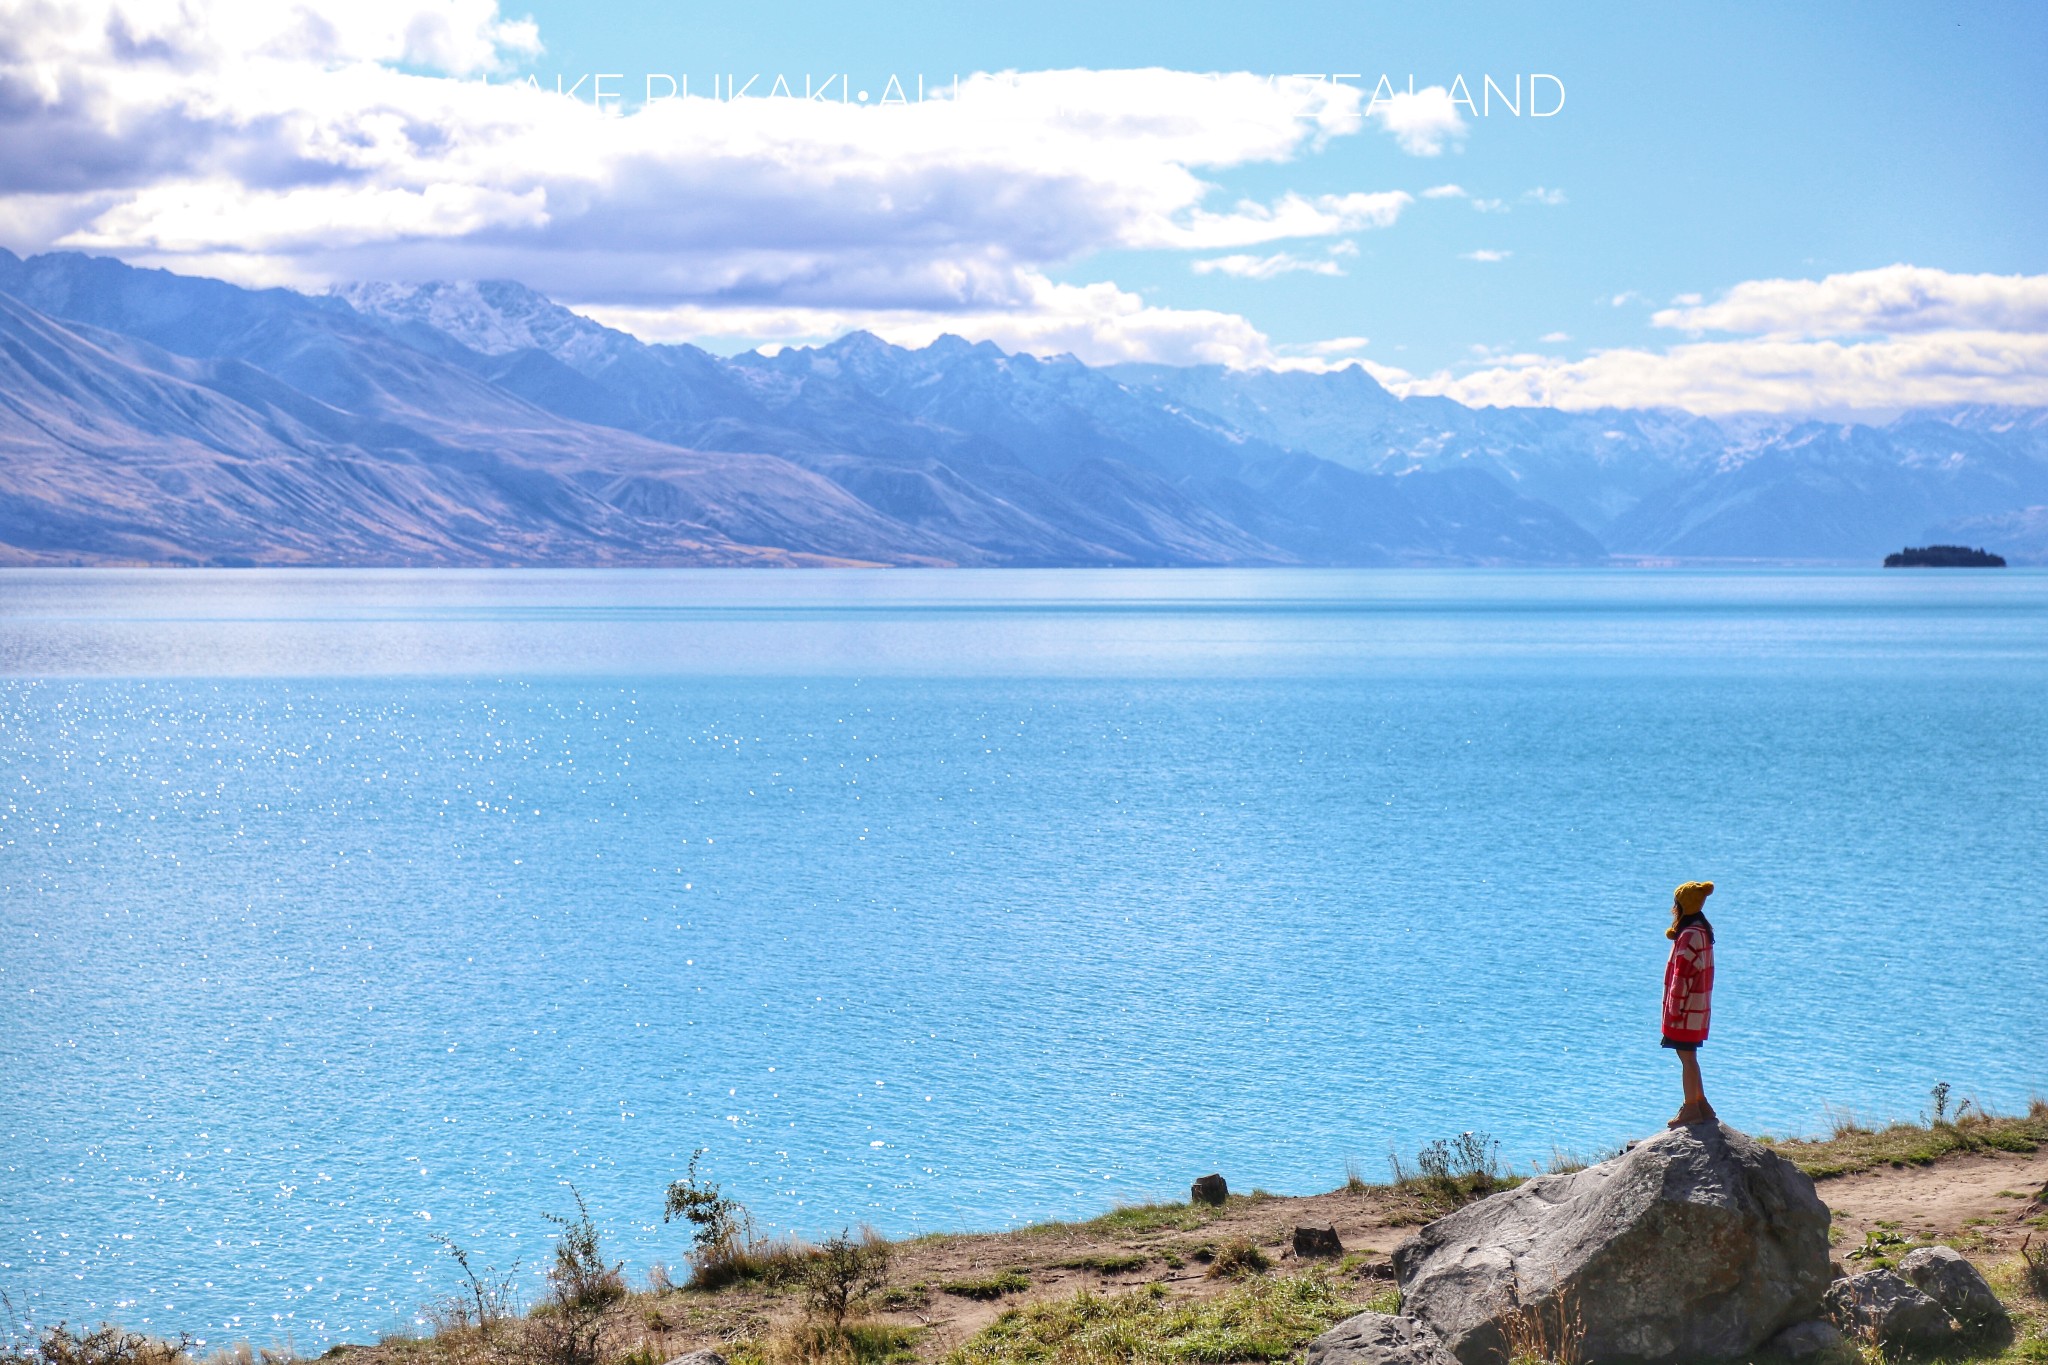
[1680,1050,1706,1108]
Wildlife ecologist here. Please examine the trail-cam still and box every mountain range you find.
[2,248,2045,567]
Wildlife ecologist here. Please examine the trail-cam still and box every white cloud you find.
[23,0,541,77]
[1192,251,1345,280]
[1400,331,2048,414]
[1139,190,1410,250]
[1461,249,1510,263]
[1539,331,1570,343]
[1652,264,2048,336]
[1420,183,1466,200]
[1471,198,1508,213]
[1366,86,1467,156]
[1295,336,1370,355]
[1381,265,2048,413]
[583,273,1289,368]
[1522,186,1567,206]
[0,0,1424,363]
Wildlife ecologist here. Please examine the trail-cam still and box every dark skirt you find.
[1661,1035,1703,1053]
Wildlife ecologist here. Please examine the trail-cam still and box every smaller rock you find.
[659,1352,728,1365]
[1824,1270,1957,1351]
[1768,1320,1842,1361]
[1307,1312,1456,1365]
[1293,1225,1344,1258]
[1190,1173,1228,1206]
[1898,1246,2010,1332]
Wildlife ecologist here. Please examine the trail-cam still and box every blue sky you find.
[2,0,2046,410]
[502,0,2047,364]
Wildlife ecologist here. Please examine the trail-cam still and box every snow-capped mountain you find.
[4,249,2046,567]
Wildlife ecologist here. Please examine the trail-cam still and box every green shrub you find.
[802,1230,893,1326]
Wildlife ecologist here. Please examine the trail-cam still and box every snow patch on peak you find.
[333,279,629,372]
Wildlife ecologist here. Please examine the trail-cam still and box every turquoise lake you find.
[2,568,2045,1346]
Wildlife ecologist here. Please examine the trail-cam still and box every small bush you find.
[940,1271,1030,1301]
[523,1307,607,1365]
[1,1325,191,1365]
[2021,1233,2048,1300]
[1206,1239,1271,1279]
[525,1186,626,1365]
[1390,1131,1509,1207]
[427,1233,521,1330]
[666,1151,756,1288]
[802,1230,892,1327]
[545,1186,627,1311]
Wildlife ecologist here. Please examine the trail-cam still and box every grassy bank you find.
[1765,1100,2048,1180]
[7,1104,2045,1365]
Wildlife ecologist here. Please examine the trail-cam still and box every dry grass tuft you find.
[1499,1287,1584,1365]
[1204,1239,1271,1280]
[731,1321,918,1365]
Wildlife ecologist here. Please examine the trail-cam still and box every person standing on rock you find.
[1662,880,1717,1127]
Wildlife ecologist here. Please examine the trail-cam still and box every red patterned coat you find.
[1661,918,1715,1045]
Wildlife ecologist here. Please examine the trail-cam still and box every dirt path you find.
[1818,1146,2048,1250]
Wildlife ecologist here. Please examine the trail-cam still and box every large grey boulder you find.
[1898,1245,2009,1332]
[1824,1269,1957,1351]
[1307,1312,1458,1365]
[1392,1122,1831,1365]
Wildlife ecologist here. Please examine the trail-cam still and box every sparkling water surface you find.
[2,568,2045,1346]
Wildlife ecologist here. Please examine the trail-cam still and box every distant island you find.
[1883,544,2008,567]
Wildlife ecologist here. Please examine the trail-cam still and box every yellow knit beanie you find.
[1673,881,1715,916]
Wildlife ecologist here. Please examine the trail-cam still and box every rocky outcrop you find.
[1190,1173,1228,1206]
[1898,1245,2010,1332]
[1306,1311,1458,1365]
[1824,1269,1957,1351]
[1390,1122,1831,1365]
